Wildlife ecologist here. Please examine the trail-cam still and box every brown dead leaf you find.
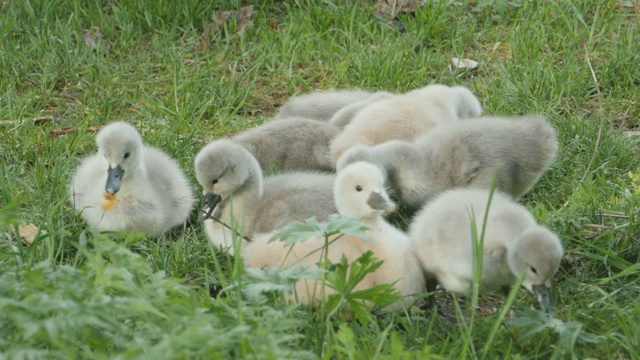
[212,5,254,36]
[82,26,104,49]
[197,35,209,55]
[10,224,39,245]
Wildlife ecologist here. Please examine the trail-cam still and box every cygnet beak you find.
[105,165,125,195]
[367,191,396,213]
[532,284,553,313]
[200,193,222,221]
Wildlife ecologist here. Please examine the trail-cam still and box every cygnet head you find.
[507,226,563,312]
[95,121,144,195]
[194,139,263,218]
[334,161,395,221]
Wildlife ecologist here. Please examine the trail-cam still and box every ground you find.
[0,0,639,359]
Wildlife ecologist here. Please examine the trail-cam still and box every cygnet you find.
[276,89,374,121]
[243,161,425,311]
[409,188,563,312]
[329,84,482,161]
[69,121,194,237]
[195,139,337,255]
[337,115,558,207]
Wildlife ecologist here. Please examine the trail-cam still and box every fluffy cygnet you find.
[69,121,194,237]
[336,115,558,208]
[275,89,374,121]
[243,162,425,311]
[409,188,563,312]
[195,139,337,255]
[232,116,339,173]
[329,84,482,161]
[328,92,394,129]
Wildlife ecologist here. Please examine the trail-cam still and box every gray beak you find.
[105,165,125,195]
[367,191,395,212]
[200,193,222,220]
[532,284,553,313]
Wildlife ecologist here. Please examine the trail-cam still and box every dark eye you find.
[124,152,130,159]
[530,266,538,274]
[355,185,363,192]
[212,179,219,185]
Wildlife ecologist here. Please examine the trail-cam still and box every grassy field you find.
[1,0,639,358]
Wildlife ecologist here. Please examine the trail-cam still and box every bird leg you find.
[418,277,439,311]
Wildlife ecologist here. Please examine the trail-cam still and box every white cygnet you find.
[243,161,425,311]
[336,115,558,208]
[329,84,482,161]
[194,139,337,255]
[69,121,194,237]
[409,188,563,312]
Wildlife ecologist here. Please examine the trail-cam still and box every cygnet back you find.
[329,92,394,129]
[276,89,374,121]
[233,116,339,173]
[248,172,337,234]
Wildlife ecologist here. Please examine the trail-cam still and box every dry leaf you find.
[212,5,254,36]
[197,35,209,55]
[451,57,479,70]
[82,26,104,49]
[10,224,39,245]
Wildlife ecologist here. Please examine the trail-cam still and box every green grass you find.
[1,0,639,358]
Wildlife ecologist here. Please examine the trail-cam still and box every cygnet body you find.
[195,139,336,255]
[329,85,482,161]
[232,116,339,173]
[69,122,194,237]
[276,89,374,121]
[409,188,563,311]
[337,115,558,207]
[243,162,425,311]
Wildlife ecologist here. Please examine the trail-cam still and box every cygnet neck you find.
[224,158,264,206]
